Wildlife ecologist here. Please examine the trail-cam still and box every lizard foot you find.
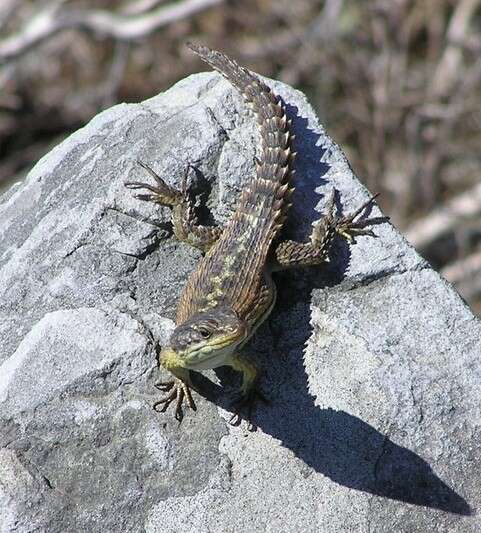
[229,387,268,431]
[124,161,185,206]
[327,190,388,243]
[153,378,196,423]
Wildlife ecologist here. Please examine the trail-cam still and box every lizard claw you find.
[124,161,183,207]
[229,387,268,431]
[334,193,389,243]
[153,378,196,423]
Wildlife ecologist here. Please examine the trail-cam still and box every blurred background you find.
[0,0,480,313]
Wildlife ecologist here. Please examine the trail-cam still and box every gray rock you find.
[1,70,479,532]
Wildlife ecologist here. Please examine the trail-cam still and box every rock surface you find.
[1,70,480,532]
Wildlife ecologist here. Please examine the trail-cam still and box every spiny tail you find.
[187,42,296,234]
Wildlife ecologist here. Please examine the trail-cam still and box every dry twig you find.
[430,0,481,97]
[442,249,481,302]
[405,183,481,249]
[0,0,224,63]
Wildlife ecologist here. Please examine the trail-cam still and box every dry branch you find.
[0,0,224,63]
[405,183,481,249]
[429,0,481,97]
[120,0,168,16]
[442,249,481,301]
[442,249,481,284]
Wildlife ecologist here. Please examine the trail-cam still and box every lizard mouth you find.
[181,331,245,370]
[158,331,245,371]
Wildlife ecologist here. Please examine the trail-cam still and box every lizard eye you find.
[198,327,211,339]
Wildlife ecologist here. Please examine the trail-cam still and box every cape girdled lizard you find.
[126,43,387,425]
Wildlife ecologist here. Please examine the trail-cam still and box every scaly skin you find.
[126,43,387,424]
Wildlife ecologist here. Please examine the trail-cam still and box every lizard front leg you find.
[154,351,196,422]
[273,189,388,269]
[225,353,267,427]
[125,161,222,252]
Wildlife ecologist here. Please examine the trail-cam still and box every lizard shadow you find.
[195,102,472,516]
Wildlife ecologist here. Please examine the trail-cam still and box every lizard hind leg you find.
[125,161,222,252]
[273,189,389,269]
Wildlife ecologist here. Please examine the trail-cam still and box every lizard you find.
[125,43,386,425]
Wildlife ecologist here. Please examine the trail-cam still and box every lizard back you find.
[176,44,296,325]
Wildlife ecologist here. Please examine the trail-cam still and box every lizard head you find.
[160,306,247,371]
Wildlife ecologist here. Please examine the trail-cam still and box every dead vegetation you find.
[1,0,480,311]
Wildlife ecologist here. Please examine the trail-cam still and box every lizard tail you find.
[187,42,296,231]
